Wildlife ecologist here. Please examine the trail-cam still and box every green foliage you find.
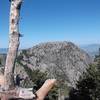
[17,61,58,100]
[69,65,99,100]
[25,67,48,89]
[25,67,58,100]
[69,48,100,100]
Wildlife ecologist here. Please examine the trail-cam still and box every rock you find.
[0,41,92,87]
[17,41,92,87]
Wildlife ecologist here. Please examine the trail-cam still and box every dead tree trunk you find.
[0,0,56,99]
[4,0,23,90]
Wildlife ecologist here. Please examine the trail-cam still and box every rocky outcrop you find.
[17,41,92,87]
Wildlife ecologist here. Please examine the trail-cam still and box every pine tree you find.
[69,48,100,100]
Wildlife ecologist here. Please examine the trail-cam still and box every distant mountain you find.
[1,44,100,57]
[0,48,8,54]
[80,44,100,57]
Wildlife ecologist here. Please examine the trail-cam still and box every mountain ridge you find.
[16,41,92,87]
[0,41,92,87]
[0,48,8,54]
[1,43,100,57]
[80,44,100,57]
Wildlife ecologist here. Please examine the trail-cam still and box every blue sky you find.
[0,0,100,48]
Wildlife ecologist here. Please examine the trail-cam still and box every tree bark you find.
[0,0,57,99]
[4,0,23,90]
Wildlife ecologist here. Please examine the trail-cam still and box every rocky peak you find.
[17,41,92,87]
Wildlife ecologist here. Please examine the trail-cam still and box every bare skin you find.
[0,79,56,100]
[36,79,56,100]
